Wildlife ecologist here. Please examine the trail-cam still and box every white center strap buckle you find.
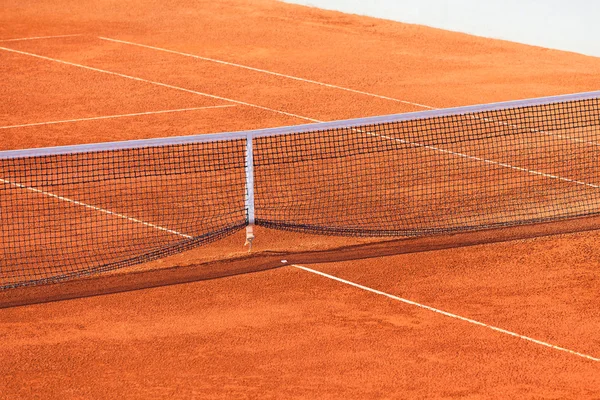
[244,225,255,252]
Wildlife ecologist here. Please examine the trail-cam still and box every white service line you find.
[0,34,81,42]
[98,36,435,110]
[0,177,193,239]
[0,105,235,129]
[0,45,321,124]
[292,264,600,362]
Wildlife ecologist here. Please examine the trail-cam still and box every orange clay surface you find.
[1,0,600,398]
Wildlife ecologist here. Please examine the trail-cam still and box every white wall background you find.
[282,0,600,58]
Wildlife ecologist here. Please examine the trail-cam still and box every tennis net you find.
[1,91,599,288]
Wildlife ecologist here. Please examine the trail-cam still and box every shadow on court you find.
[2,214,599,309]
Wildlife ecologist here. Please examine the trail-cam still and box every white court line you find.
[98,36,435,110]
[0,34,81,42]
[1,43,599,239]
[363,130,600,190]
[0,105,235,129]
[0,178,193,239]
[292,264,600,362]
[0,46,321,124]
[476,114,600,147]
[99,36,599,147]
[1,45,597,191]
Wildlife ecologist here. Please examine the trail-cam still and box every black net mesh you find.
[254,98,600,235]
[1,96,599,288]
[0,140,248,288]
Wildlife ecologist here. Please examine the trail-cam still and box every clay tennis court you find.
[1,0,600,398]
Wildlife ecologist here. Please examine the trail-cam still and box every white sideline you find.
[0,34,81,42]
[364,131,600,190]
[0,46,321,124]
[98,36,600,147]
[0,105,235,129]
[475,114,600,147]
[97,36,435,110]
[0,45,300,240]
[292,264,600,362]
[0,178,193,239]
[1,44,599,238]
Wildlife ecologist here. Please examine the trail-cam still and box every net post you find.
[244,132,256,251]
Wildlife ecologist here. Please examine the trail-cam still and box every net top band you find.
[1,90,598,160]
